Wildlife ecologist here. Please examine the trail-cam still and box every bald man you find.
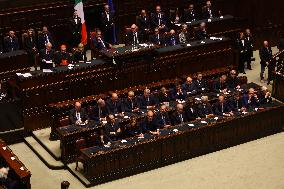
[69,102,89,125]
[106,93,124,115]
[125,24,144,46]
[182,77,197,95]
[139,89,157,109]
[104,114,121,141]
[39,42,55,69]
[151,5,168,32]
[123,91,140,112]
[140,110,161,135]
[91,99,109,122]
[38,26,54,50]
[171,103,189,125]
[54,45,72,66]
[213,95,233,116]
[166,29,179,46]
[73,43,87,63]
[156,104,171,128]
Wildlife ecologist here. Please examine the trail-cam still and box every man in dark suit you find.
[195,22,209,40]
[213,75,228,92]
[236,32,249,74]
[166,29,179,46]
[73,43,87,63]
[23,29,38,67]
[202,0,215,19]
[106,93,124,115]
[38,26,54,50]
[259,41,273,84]
[182,77,197,96]
[193,73,207,93]
[140,110,160,135]
[54,45,72,66]
[101,4,115,44]
[125,24,143,46]
[184,98,199,120]
[69,102,89,125]
[69,11,82,48]
[39,42,55,69]
[169,84,187,101]
[104,114,121,141]
[242,88,260,110]
[171,103,189,125]
[139,89,157,110]
[183,4,198,22]
[149,28,164,46]
[3,31,19,52]
[229,92,245,112]
[258,86,272,104]
[136,9,151,42]
[213,95,233,116]
[227,70,240,89]
[245,28,254,70]
[91,99,109,122]
[93,30,112,51]
[156,104,171,128]
[151,5,168,32]
[198,96,213,118]
[123,91,140,113]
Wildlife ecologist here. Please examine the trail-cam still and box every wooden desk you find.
[0,50,30,80]
[0,139,31,189]
[81,102,284,186]
[272,72,284,102]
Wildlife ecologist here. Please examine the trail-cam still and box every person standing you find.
[259,41,273,84]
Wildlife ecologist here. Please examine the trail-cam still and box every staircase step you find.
[24,136,65,170]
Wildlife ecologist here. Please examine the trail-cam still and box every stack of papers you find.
[16,73,32,78]
[42,69,53,73]
[188,124,195,127]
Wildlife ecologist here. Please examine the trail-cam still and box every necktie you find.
[221,103,224,113]
[98,107,101,118]
[45,34,49,44]
[131,100,134,109]
[106,12,110,21]
[76,112,81,121]
[158,13,161,25]
[180,114,183,123]
[162,115,166,125]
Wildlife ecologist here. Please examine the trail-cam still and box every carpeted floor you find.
[8,47,284,189]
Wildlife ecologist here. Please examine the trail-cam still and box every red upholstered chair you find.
[75,138,86,172]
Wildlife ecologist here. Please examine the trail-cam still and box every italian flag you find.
[74,0,87,45]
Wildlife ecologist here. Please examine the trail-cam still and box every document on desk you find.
[42,69,53,73]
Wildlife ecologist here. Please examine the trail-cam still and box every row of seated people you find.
[68,70,241,124]
[73,86,272,144]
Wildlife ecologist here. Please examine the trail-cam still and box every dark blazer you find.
[193,79,207,93]
[101,11,115,29]
[69,17,82,36]
[227,76,240,89]
[39,48,55,69]
[91,105,109,121]
[229,98,244,111]
[213,101,232,116]
[202,8,215,19]
[106,99,124,114]
[213,80,228,92]
[38,32,54,50]
[169,88,186,101]
[149,34,164,46]
[242,94,260,109]
[166,35,179,46]
[93,37,110,50]
[136,15,151,32]
[259,47,272,65]
[139,95,157,109]
[3,36,19,52]
[158,93,171,103]
[195,29,209,40]
[69,108,89,124]
[183,9,198,22]
[73,50,87,63]
[258,92,272,104]
[54,51,72,66]
[197,103,213,118]
[182,83,197,95]
[140,117,161,133]
[171,111,189,125]
[23,36,37,53]
[104,121,121,141]
[124,123,140,137]
[184,105,199,120]
[156,111,171,127]
[123,97,140,112]
[125,31,144,46]
[151,12,167,28]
